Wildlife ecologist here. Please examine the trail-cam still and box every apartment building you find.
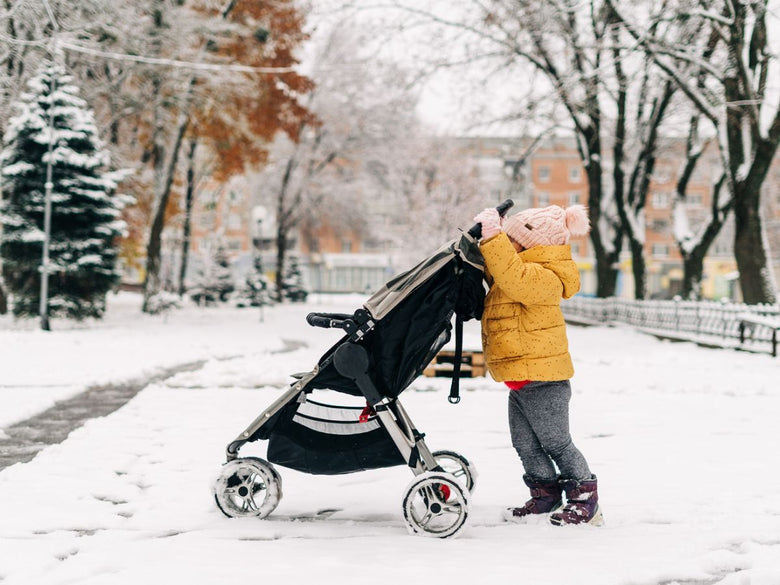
[152,135,780,300]
[460,135,780,299]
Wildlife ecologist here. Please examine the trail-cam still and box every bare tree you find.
[380,0,630,296]
[259,21,426,300]
[672,118,732,297]
[607,0,780,304]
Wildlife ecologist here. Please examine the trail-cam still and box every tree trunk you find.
[178,136,197,297]
[584,146,620,298]
[273,145,301,303]
[733,183,777,304]
[142,95,191,311]
[275,224,288,303]
[681,247,707,299]
[629,239,647,299]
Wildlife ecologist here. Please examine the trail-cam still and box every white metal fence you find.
[562,296,780,356]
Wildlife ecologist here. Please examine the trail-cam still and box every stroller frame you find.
[217,312,475,538]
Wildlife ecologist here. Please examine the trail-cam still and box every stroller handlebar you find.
[307,309,372,335]
[467,198,515,239]
[307,313,351,330]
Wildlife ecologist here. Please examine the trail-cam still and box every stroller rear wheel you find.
[402,471,470,538]
[213,457,282,519]
[432,450,477,493]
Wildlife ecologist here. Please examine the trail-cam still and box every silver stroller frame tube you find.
[225,366,321,461]
[375,398,440,475]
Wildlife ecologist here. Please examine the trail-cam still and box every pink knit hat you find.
[503,205,590,249]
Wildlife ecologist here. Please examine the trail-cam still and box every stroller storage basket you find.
[265,396,405,475]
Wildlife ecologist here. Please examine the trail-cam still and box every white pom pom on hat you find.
[503,204,590,249]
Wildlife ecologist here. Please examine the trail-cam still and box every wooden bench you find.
[738,314,780,357]
[423,350,487,378]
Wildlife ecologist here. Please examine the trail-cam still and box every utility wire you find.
[59,41,298,74]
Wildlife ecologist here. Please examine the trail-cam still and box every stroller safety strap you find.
[448,315,464,404]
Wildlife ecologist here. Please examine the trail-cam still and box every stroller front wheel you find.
[402,471,470,538]
[213,457,282,519]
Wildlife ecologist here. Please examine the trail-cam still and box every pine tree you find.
[212,242,235,302]
[237,254,274,307]
[0,61,127,320]
[280,254,308,302]
[188,240,235,305]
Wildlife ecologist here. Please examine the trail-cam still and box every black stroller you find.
[213,200,513,538]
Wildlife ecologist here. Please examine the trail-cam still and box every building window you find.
[537,165,551,183]
[652,192,671,208]
[568,192,582,206]
[651,219,669,233]
[652,243,669,257]
[536,192,550,206]
[569,166,581,183]
[341,239,353,253]
[228,213,242,230]
[687,192,703,207]
[229,190,243,204]
[714,240,731,256]
[229,239,242,251]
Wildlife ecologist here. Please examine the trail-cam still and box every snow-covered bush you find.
[235,255,274,308]
[144,291,182,316]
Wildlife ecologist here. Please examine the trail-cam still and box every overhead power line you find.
[59,41,298,75]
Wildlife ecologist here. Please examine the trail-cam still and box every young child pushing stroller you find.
[472,204,603,527]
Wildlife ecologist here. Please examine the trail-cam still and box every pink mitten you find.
[473,208,502,239]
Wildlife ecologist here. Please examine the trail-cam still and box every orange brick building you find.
[461,135,780,299]
[152,135,780,300]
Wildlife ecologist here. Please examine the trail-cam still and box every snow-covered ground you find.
[1,292,779,585]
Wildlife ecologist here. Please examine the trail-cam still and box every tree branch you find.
[604,0,720,124]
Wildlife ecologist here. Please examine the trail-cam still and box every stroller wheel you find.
[213,457,282,519]
[402,471,470,538]
[432,450,478,493]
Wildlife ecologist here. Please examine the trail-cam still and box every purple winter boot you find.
[503,475,563,522]
[550,475,603,526]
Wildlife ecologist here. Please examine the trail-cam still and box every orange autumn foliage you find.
[189,0,318,181]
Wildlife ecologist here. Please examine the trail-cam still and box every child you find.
[472,204,602,526]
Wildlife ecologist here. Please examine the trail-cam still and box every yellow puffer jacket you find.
[479,233,581,382]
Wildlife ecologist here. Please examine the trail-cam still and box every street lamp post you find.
[39,0,59,331]
[39,58,56,332]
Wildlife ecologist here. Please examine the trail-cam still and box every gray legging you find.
[507,380,591,482]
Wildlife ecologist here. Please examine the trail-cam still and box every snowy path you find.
[1,298,779,585]
[0,360,206,470]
